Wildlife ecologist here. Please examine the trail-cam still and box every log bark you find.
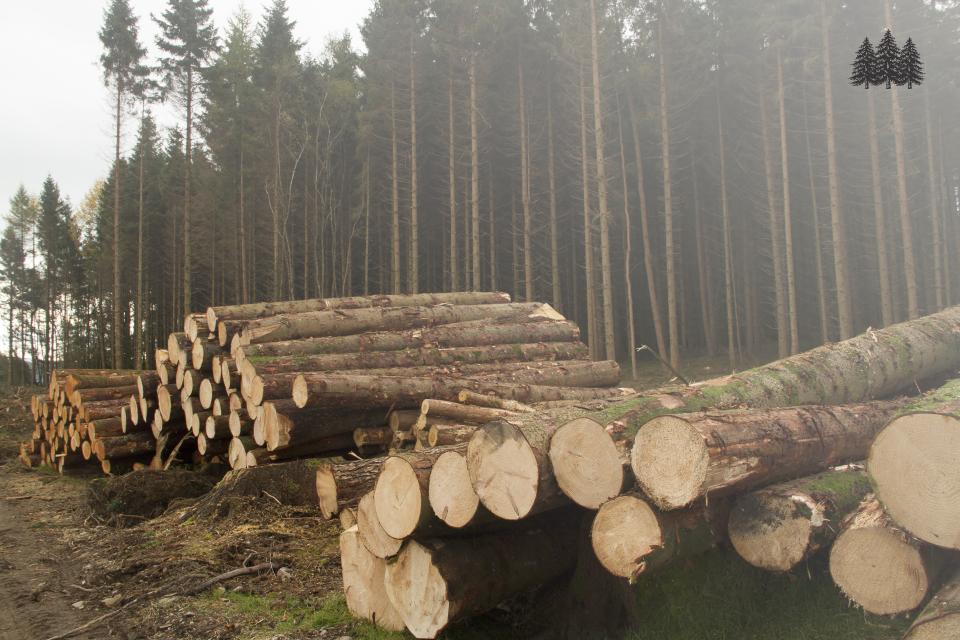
[292,373,631,410]
[80,399,129,422]
[315,457,385,519]
[208,291,511,332]
[631,399,907,510]
[548,306,960,513]
[420,399,516,424]
[93,432,157,461]
[904,566,960,639]
[728,466,872,572]
[231,302,562,347]
[65,371,144,396]
[71,385,138,407]
[590,494,728,580]
[456,390,536,413]
[87,418,124,441]
[353,426,393,448]
[383,512,578,639]
[261,402,387,451]
[868,381,960,549]
[166,333,191,367]
[427,424,477,448]
[236,319,580,361]
[340,526,406,632]
[829,496,946,615]
[374,446,464,539]
[191,339,222,371]
[184,312,210,342]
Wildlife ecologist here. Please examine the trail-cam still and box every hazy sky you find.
[0,0,374,210]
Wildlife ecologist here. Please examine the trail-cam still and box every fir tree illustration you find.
[898,37,923,88]
[850,37,877,88]
[876,28,900,89]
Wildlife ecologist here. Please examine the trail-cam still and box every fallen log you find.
[456,390,536,413]
[208,291,511,334]
[87,418,124,441]
[590,494,727,580]
[868,380,960,549]
[829,496,946,615]
[315,457,385,518]
[419,399,516,424]
[232,302,562,347]
[728,467,872,572]
[374,446,464,539]
[191,339,222,372]
[236,318,580,361]
[340,526,406,632]
[93,432,157,460]
[548,305,960,513]
[71,384,138,406]
[904,566,960,639]
[383,512,578,639]
[631,399,907,510]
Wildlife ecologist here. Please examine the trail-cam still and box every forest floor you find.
[0,360,914,639]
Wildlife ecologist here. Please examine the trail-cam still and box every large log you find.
[93,432,157,460]
[260,402,387,451]
[630,399,906,510]
[728,467,872,572]
[419,399,516,424]
[291,373,631,410]
[829,496,946,615]
[184,312,210,342]
[590,494,727,580]
[868,380,960,549]
[241,342,591,381]
[236,319,581,361]
[383,513,578,639]
[373,446,464,539]
[65,371,145,396]
[357,492,403,559]
[166,333,191,367]
[904,566,960,639]
[208,291,511,332]
[339,526,406,632]
[191,338,222,371]
[80,399,130,422]
[87,417,124,440]
[230,302,562,347]
[428,450,489,529]
[71,384,139,406]
[544,306,960,513]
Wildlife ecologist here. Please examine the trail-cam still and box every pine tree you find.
[155,0,218,316]
[849,37,875,88]
[876,28,900,89]
[898,37,923,88]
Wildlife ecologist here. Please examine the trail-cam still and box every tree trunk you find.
[113,84,123,369]
[591,494,727,579]
[801,83,830,342]
[867,91,894,326]
[409,36,419,294]
[830,496,945,615]
[716,86,737,369]
[391,81,401,294]
[547,89,560,311]
[631,399,906,510]
[447,62,457,292]
[690,139,715,357]
[925,86,945,310]
[518,55,533,302]
[820,0,853,337]
[184,67,193,316]
[868,383,960,549]
[656,16,679,369]
[776,47,798,354]
[469,53,481,290]
[578,63,598,359]
[383,513,578,639]
[729,467,872,572]
[236,318,579,360]
[904,566,960,639]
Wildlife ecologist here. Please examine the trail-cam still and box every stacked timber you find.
[336,307,960,638]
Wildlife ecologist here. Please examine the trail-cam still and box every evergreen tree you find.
[876,28,900,89]
[849,37,876,88]
[155,0,218,317]
[898,36,923,88]
[37,177,74,380]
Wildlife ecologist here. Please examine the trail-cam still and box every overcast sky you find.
[0,0,374,211]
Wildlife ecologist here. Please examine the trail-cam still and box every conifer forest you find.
[4,0,959,383]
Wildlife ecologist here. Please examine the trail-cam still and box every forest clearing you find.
[5,0,960,637]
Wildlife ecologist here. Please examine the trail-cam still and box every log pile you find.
[333,307,960,638]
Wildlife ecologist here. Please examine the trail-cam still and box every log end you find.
[428,451,480,528]
[549,417,623,509]
[631,415,709,511]
[315,464,339,519]
[728,492,817,572]
[292,375,308,408]
[375,456,425,539]
[199,379,214,410]
[357,492,403,559]
[466,421,541,521]
[591,494,662,579]
[829,524,931,615]
[340,526,406,633]
[384,539,450,639]
[869,412,960,549]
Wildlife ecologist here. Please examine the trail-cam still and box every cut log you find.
[136,372,161,400]
[198,378,217,409]
[208,291,512,332]
[237,319,581,365]
[87,418,124,441]
[316,457,385,518]
[728,467,872,572]
[868,382,960,549]
[428,450,489,529]
[420,399,516,424]
[220,358,238,391]
[549,416,628,510]
[242,342,591,378]
[829,496,946,615]
[93,432,158,460]
[904,566,960,639]
[291,373,631,410]
[228,410,254,438]
[197,433,230,457]
[549,306,960,514]
[590,494,727,580]
[631,399,907,511]
[204,415,232,440]
[156,362,172,386]
[353,426,393,448]
[261,403,386,451]
[383,512,578,639]
[80,399,130,422]
[456,390,536,413]
[427,424,477,448]
[71,384,138,406]
[374,446,463,539]
[232,302,562,347]
[191,339,222,371]
[184,312,210,342]
[65,372,143,396]
[166,333,191,367]
[339,525,406,632]
[357,492,403,559]
[156,385,182,422]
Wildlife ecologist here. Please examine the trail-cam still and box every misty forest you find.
[4,0,957,382]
